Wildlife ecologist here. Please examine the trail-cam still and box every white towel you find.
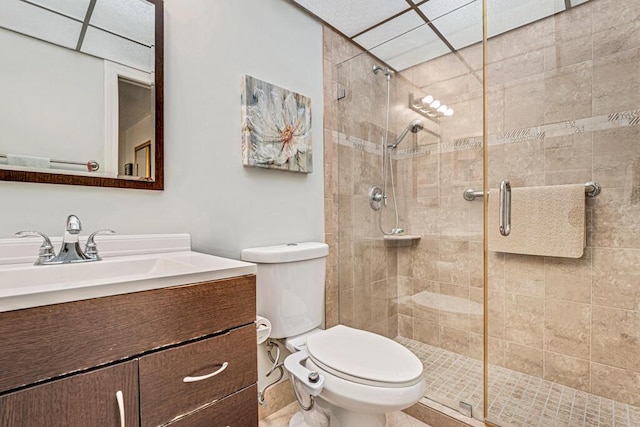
[488,184,586,258]
[6,154,51,169]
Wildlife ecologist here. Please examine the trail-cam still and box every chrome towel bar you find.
[0,154,99,172]
[463,181,601,201]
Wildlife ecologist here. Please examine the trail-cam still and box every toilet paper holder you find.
[256,315,272,345]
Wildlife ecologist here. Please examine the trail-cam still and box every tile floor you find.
[259,402,432,427]
[398,337,640,427]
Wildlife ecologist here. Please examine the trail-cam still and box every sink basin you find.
[0,250,256,312]
[4,257,183,288]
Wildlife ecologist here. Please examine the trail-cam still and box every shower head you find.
[389,119,424,149]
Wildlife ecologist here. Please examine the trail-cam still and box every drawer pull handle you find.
[183,362,229,383]
[116,390,125,427]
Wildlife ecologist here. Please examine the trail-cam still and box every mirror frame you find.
[0,0,164,191]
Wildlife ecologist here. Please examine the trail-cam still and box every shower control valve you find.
[369,185,384,211]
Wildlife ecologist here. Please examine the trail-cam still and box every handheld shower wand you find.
[388,119,424,149]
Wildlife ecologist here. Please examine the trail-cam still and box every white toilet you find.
[241,242,426,427]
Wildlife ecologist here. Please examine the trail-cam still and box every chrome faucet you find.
[16,215,115,265]
[54,214,90,263]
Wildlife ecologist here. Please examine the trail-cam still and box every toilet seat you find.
[305,325,423,388]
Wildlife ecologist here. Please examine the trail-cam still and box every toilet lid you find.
[306,325,424,387]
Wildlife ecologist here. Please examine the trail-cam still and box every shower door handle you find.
[499,179,511,236]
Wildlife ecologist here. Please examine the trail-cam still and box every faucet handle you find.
[84,229,116,260]
[15,231,56,265]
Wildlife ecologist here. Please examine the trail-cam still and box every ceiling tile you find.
[27,0,91,21]
[293,0,409,37]
[82,26,153,72]
[90,0,154,46]
[420,0,483,50]
[487,0,565,37]
[419,0,478,22]
[370,24,451,70]
[354,11,425,50]
[0,0,82,49]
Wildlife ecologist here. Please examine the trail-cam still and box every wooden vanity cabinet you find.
[0,275,258,427]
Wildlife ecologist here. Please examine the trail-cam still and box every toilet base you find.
[288,397,386,427]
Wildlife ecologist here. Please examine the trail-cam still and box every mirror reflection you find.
[118,78,153,179]
[0,0,158,183]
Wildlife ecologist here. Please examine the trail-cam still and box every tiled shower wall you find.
[323,26,405,338]
[322,25,346,332]
[399,0,640,407]
[323,25,440,338]
[394,29,485,376]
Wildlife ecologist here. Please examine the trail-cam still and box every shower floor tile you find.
[396,337,640,427]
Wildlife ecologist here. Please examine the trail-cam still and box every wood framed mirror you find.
[0,0,164,190]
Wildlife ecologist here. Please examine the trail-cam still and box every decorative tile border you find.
[332,107,640,157]
[439,107,640,153]
[332,130,381,156]
[332,129,433,159]
[444,136,484,152]
[489,107,640,147]
[608,109,640,123]
[394,146,433,159]
[495,128,546,144]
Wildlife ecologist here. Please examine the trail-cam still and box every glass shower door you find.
[485,0,640,425]
[333,2,486,420]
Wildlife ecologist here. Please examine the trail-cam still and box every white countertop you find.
[0,234,256,312]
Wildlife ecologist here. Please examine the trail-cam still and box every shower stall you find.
[325,0,640,425]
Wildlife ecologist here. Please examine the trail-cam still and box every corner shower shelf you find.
[383,234,421,246]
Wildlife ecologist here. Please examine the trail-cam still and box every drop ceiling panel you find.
[0,0,82,49]
[418,0,478,22]
[354,11,425,50]
[90,0,154,46]
[370,24,451,70]
[420,0,482,49]
[290,0,582,71]
[293,0,409,37]
[27,0,91,21]
[487,0,565,37]
[82,26,152,72]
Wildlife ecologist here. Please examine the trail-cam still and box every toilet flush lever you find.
[284,351,324,396]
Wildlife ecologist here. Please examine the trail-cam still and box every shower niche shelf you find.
[383,234,421,246]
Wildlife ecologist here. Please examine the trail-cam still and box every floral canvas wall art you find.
[241,75,312,173]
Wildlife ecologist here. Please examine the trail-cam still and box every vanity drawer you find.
[167,384,258,427]
[139,324,257,427]
[0,274,255,393]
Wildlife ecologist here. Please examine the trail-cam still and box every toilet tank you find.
[241,242,328,339]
